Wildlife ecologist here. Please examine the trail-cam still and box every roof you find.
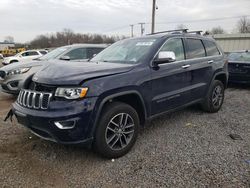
[0,42,15,44]
[66,43,109,48]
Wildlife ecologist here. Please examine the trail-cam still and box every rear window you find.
[228,52,250,62]
[186,39,206,59]
[203,40,220,56]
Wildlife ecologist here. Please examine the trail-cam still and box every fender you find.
[89,90,147,137]
[210,70,228,88]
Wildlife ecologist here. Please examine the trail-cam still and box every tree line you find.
[29,29,125,49]
[4,17,250,49]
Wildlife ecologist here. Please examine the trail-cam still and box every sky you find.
[0,0,250,43]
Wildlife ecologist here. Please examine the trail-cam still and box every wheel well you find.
[214,74,227,88]
[10,60,18,63]
[103,93,146,126]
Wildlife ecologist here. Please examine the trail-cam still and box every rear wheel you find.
[94,102,139,158]
[201,80,225,113]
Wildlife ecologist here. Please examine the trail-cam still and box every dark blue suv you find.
[12,30,228,158]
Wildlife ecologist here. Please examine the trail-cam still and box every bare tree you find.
[176,24,187,30]
[4,36,14,43]
[210,26,226,34]
[29,29,126,49]
[237,16,250,33]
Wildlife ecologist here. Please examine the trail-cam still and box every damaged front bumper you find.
[12,97,98,145]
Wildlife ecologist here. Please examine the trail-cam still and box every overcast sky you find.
[0,0,250,43]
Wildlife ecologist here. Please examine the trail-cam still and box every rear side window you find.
[186,39,205,59]
[160,38,185,61]
[203,40,220,56]
[87,48,104,59]
[65,48,87,60]
[28,51,39,56]
[39,51,47,55]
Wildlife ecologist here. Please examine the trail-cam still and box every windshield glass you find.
[228,52,250,62]
[38,46,71,60]
[91,38,156,64]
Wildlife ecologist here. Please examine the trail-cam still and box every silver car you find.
[0,44,107,94]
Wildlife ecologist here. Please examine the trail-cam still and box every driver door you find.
[150,37,192,115]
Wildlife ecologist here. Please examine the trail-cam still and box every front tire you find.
[201,80,225,113]
[94,102,139,158]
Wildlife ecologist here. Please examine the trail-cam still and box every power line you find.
[149,15,250,25]
[103,15,250,34]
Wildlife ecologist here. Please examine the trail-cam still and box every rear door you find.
[184,38,218,100]
[151,37,193,115]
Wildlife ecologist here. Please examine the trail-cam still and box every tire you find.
[201,80,225,113]
[94,102,139,158]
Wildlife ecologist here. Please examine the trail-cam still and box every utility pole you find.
[130,24,134,37]
[151,0,156,34]
[138,23,145,36]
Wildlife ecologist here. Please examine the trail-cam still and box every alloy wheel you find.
[105,113,135,151]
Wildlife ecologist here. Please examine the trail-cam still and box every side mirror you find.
[154,51,176,65]
[60,56,71,61]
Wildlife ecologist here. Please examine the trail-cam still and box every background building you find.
[0,42,15,51]
[213,34,250,52]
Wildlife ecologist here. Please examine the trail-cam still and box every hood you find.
[0,60,46,72]
[33,61,135,85]
[228,60,250,64]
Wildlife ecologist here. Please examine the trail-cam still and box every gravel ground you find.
[0,86,249,187]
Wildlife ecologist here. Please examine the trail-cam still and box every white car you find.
[2,50,47,65]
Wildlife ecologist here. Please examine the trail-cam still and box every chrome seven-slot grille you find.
[17,89,52,110]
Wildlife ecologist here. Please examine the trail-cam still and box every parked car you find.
[12,30,228,158]
[2,50,48,65]
[0,44,107,94]
[227,50,250,84]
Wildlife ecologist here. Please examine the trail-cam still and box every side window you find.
[87,48,104,59]
[39,51,47,55]
[160,38,185,61]
[65,48,87,60]
[203,40,220,56]
[186,39,205,59]
[21,52,28,57]
[28,51,39,56]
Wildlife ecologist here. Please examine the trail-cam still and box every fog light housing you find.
[54,120,76,129]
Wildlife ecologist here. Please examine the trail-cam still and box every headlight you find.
[55,87,88,99]
[8,67,30,75]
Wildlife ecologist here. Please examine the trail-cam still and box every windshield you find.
[228,52,250,62]
[37,46,71,61]
[91,38,156,64]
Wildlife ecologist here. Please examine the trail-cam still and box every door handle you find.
[182,64,191,69]
[208,60,214,64]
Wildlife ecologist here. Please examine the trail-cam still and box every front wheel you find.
[201,80,225,113]
[94,102,139,158]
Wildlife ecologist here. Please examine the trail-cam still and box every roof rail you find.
[186,30,203,35]
[148,29,188,35]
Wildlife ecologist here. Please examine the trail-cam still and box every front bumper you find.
[12,97,98,145]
